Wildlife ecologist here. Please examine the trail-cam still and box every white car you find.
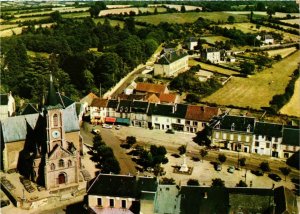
[102,124,112,129]
[92,129,100,134]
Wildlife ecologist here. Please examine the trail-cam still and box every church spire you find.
[45,72,58,107]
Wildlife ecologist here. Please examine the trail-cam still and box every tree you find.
[250,10,254,21]
[102,157,121,174]
[236,180,248,187]
[274,55,282,61]
[89,1,106,18]
[212,178,225,187]
[154,7,158,14]
[200,149,208,162]
[218,154,227,164]
[240,61,255,75]
[286,151,300,169]
[279,167,291,181]
[186,93,200,103]
[227,16,235,24]
[160,177,175,185]
[92,135,103,151]
[260,161,270,172]
[187,179,200,186]
[178,145,186,155]
[124,17,136,34]
[82,69,95,93]
[153,165,164,176]
[181,5,186,13]
[256,2,265,11]
[267,7,276,19]
[144,39,159,57]
[126,136,137,147]
[239,158,246,167]
[193,127,211,147]
[50,11,62,23]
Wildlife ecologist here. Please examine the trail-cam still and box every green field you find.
[94,18,125,28]
[135,12,249,25]
[201,36,230,44]
[280,77,300,117]
[189,59,239,76]
[203,51,300,109]
[219,23,300,42]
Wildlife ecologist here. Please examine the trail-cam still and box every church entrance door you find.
[58,173,66,184]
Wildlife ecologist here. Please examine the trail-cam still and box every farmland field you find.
[203,51,300,109]
[163,4,202,11]
[225,11,299,18]
[61,12,90,18]
[280,19,300,25]
[219,23,300,42]
[0,24,18,31]
[280,77,300,117]
[189,59,239,76]
[201,36,230,44]
[0,23,53,37]
[99,7,166,16]
[135,12,249,25]
[266,47,297,58]
[94,18,125,28]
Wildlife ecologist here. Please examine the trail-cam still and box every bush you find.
[160,177,175,185]
[212,178,225,187]
[236,180,248,187]
[218,154,227,164]
[187,179,200,186]
[178,145,186,155]
[239,158,246,167]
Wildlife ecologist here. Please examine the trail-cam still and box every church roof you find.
[1,107,80,143]
[21,103,39,115]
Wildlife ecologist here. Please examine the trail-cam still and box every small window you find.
[177,119,181,123]
[193,121,198,126]
[97,198,102,206]
[121,200,126,208]
[155,117,158,121]
[53,114,58,127]
[267,136,272,141]
[273,144,277,149]
[51,163,55,170]
[68,160,72,167]
[266,143,270,148]
[255,135,259,140]
[255,141,259,147]
[215,132,220,139]
[231,123,235,131]
[109,199,114,207]
[59,159,64,167]
[274,137,278,142]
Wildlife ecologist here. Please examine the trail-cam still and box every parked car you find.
[227,166,235,173]
[251,170,264,176]
[166,129,175,134]
[102,124,112,129]
[92,129,100,134]
[268,173,282,182]
[115,125,121,130]
[215,163,222,171]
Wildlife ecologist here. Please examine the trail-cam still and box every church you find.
[0,74,83,190]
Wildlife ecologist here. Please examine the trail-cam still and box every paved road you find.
[80,123,137,175]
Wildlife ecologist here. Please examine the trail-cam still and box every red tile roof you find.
[136,83,167,94]
[185,105,220,122]
[159,93,178,103]
[90,98,108,108]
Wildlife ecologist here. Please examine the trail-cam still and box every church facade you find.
[0,75,83,190]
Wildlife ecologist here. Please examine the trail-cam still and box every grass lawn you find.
[94,18,125,28]
[62,12,90,18]
[135,12,249,25]
[266,47,297,58]
[280,77,300,117]
[203,51,300,109]
[219,22,300,42]
[189,59,239,76]
[201,36,230,44]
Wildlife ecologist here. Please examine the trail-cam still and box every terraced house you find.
[211,115,255,153]
[281,126,300,159]
[252,122,283,157]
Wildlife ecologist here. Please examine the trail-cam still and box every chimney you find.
[204,192,208,199]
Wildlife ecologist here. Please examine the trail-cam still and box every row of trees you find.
[92,135,121,174]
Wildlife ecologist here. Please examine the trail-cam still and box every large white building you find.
[154,50,189,77]
[202,48,221,63]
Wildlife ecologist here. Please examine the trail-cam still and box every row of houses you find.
[87,97,299,159]
[86,173,298,214]
[89,98,219,133]
[210,114,300,159]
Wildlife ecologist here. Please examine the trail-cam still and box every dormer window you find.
[247,124,251,132]
[231,123,235,131]
[125,107,128,112]
[120,107,123,112]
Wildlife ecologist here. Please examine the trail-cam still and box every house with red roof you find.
[185,106,221,133]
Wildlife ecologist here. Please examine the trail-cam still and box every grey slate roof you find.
[107,99,119,108]
[21,103,39,115]
[1,107,79,143]
[131,101,149,113]
[1,113,40,143]
[282,126,300,146]
[117,100,132,113]
[87,174,157,198]
[152,104,188,118]
[254,121,283,138]
[217,115,255,133]
[157,51,188,65]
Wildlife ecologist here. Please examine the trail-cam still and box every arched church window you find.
[68,160,72,167]
[51,163,55,170]
[53,114,59,127]
[59,159,64,167]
